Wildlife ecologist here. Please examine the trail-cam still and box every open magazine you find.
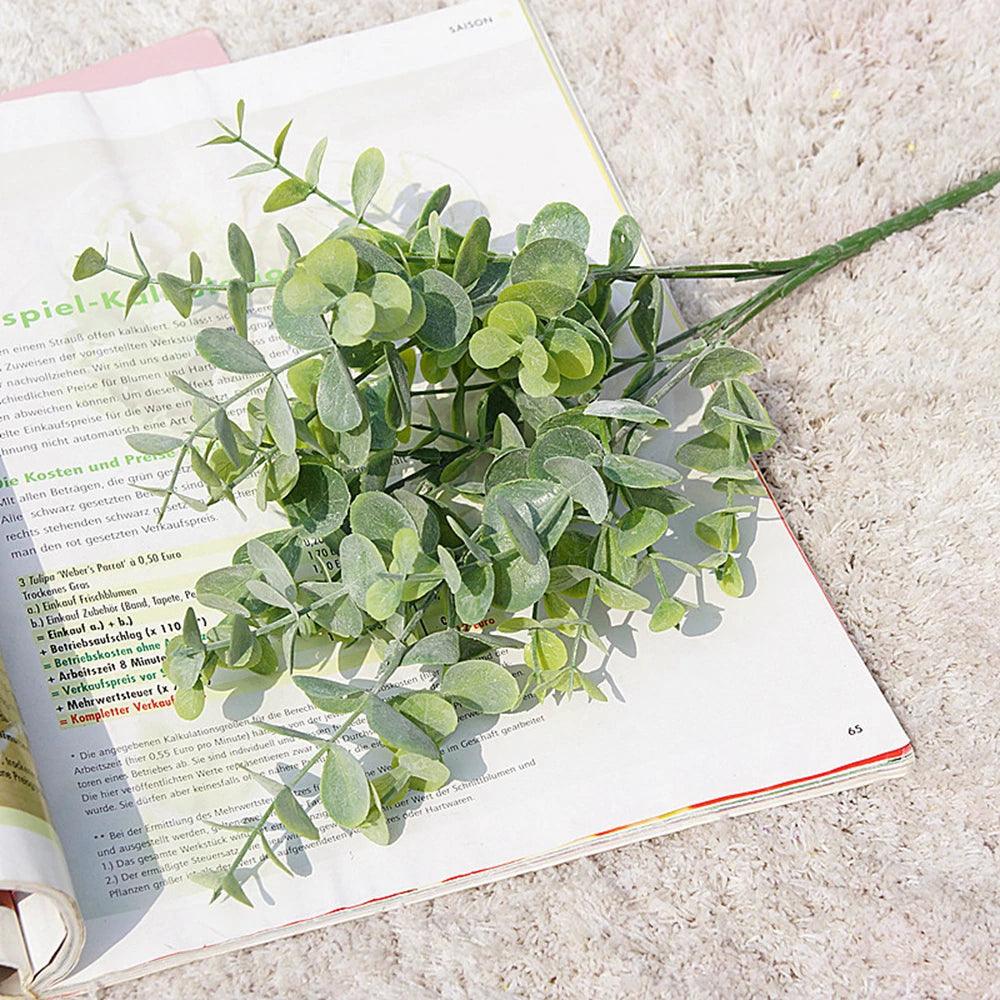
[0,1,912,995]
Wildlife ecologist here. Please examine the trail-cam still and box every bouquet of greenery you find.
[74,103,997,904]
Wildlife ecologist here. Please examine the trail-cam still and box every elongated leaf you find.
[584,398,668,426]
[294,674,368,714]
[394,692,458,744]
[608,214,641,269]
[247,538,296,598]
[455,563,495,624]
[227,223,256,284]
[617,507,669,557]
[366,696,439,758]
[339,533,385,608]
[316,348,363,432]
[351,147,385,219]
[497,497,541,564]
[603,453,681,488]
[274,787,319,840]
[264,379,296,456]
[264,177,312,213]
[453,216,491,287]
[127,432,183,455]
[280,463,349,536]
[197,327,270,373]
[196,565,254,617]
[321,747,371,828]
[544,456,609,523]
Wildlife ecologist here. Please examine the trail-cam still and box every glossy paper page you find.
[0,2,908,991]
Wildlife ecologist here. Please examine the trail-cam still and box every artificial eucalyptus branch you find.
[74,101,998,903]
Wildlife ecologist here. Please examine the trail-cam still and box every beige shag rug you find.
[2,1,998,996]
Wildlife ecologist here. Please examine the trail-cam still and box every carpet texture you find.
[2,1,998,997]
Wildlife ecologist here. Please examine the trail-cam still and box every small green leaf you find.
[368,272,412,333]
[282,270,336,315]
[584,399,668,426]
[294,675,367,714]
[675,431,735,473]
[603,453,682,488]
[247,538,296,598]
[339,533,385,608]
[440,660,521,714]
[264,379,296,456]
[469,327,519,369]
[72,246,106,280]
[412,269,473,350]
[124,276,149,317]
[349,492,417,547]
[608,215,641,269]
[717,554,745,597]
[316,348,364,432]
[617,507,670,557]
[510,237,588,295]
[452,216,492,288]
[401,630,461,667]
[690,347,763,388]
[455,563,495,624]
[331,291,376,346]
[497,280,577,320]
[497,497,542,564]
[525,202,590,249]
[227,223,256,284]
[366,696,439,758]
[272,119,292,160]
[629,274,664,355]
[301,238,357,294]
[263,177,312,213]
[196,327,270,373]
[394,692,458,744]
[305,137,328,187]
[173,685,205,720]
[437,546,462,594]
[544,456,609,522]
[595,576,649,611]
[351,147,385,219]
[126,432,183,455]
[321,747,371,828]
[196,565,255,618]
[157,272,193,317]
[274,786,319,840]
[650,595,685,631]
[228,616,255,667]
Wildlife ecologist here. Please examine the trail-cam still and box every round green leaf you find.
[301,238,358,293]
[483,479,572,551]
[339,533,384,608]
[528,425,603,480]
[486,300,536,341]
[617,507,669,557]
[412,269,473,350]
[273,269,331,349]
[455,563,495,625]
[546,326,594,378]
[367,272,413,333]
[493,550,550,613]
[440,659,521,714]
[350,491,417,548]
[469,326,519,369]
[332,292,376,346]
[608,214,641,269]
[509,237,588,294]
[316,347,364,432]
[497,280,577,320]
[518,355,561,398]
[280,463,349,536]
[526,202,590,249]
[544,456,609,523]
[394,691,459,745]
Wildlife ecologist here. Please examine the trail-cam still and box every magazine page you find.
[0,1,909,992]
[0,658,82,996]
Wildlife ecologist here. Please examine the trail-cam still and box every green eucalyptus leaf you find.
[196,327,270,374]
[411,269,473,350]
[526,202,590,249]
[351,147,385,219]
[617,507,669,557]
[650,595,686,631]
[583,399,668,426]
[294,674,367,714]
[339,533,385,608]
[127,432,182,455]
[452,216,492,287]
[280,463,349,536]
[544,456,609,523]
[456,563,495,624]
[263,177,312,212]
[316,347,364,432]
[366,696,439,758]
[321,747,371,828]
[440,660,521,714]
[608,215,641,269]
[227,223,256,284]
[603,453,682,488]
[401,630,461,667]
[690,347,763,388]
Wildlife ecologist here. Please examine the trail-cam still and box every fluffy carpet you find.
[2,0,998,996]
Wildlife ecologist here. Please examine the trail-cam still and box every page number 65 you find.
[847,724,864,736]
